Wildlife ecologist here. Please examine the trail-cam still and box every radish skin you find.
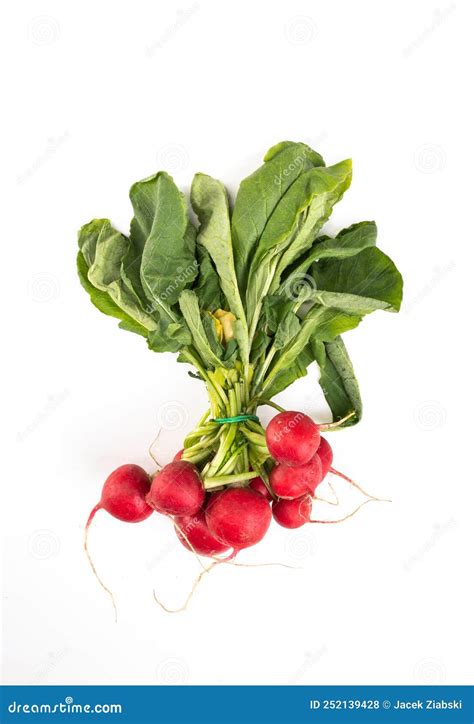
[206,488,271,551]
[147,461,205,516]
[269,455,323,499]
[174,511,230,557]
[272,494,313,528]
[317,437,333,478]
[266,411,320,466]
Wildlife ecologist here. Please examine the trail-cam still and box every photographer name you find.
[394,699,462,710]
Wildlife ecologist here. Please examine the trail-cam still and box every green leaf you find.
[77,251,148,338]
[262,295,288,333]
[193,245,224,311]
[312,337,362,425]
[231,141,324,296]
[313,221,378,259]
[273,311,301,350]
[178,290,230,369]
[300,290,393,316]
[246,160,352,340]
[312,246,403,312]
[147,319,192,353]
[191,173,249,362]
[261,345,313,398]
[269,160,353,289]
[280,221,378,294]
[131,172,198,313]
[80,219,157,330]
[261,305,361,397]
[251,329,271,362]
[78,218,103,267]
[202,312,226,358]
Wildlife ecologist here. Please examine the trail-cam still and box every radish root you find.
[310,498,375,524]
[153,560,219,613]
[84,505,118,623]
[314,480,339,506]
[148,428,163,471]
[329,467,392,503]
[310,468,391,524]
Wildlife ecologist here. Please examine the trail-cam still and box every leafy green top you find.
[77,141,403,426]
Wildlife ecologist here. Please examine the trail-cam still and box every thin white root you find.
[172,518,209,572]
[329,467,392,503]
[84,507,118,623]
[153,561,219,613]
[314,480,340,506]
[148,428,163,470]
[227,559,301,571]
[310,498,376,524]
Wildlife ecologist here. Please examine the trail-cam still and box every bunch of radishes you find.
[85,411,351,581]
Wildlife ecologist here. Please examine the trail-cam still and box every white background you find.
[2,0,473,686]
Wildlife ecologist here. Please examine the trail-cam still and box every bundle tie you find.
[212,414,260,424]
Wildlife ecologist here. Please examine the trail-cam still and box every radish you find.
[84,463,152,619]
[269,454,323,499]
[147,461,205,516]
[317,436,333,478]
[173,449,183,461]
[86,464,152,527]
[272,494,312,528]
[206,488,271,551]
[266,411,320,466]
[249,475,272,500]
[175,510,230,557]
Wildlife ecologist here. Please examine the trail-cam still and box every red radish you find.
[266,411,320,466]
[206,488,271,551]
[269,454,323,499]
[317,436,333,478]
[249,476,272,500]
[174,510,230,557]
[272,494,312,528]
[84,464,152,620]
[173,449,183,461]
[86,464,152,527]
[146,460,204,516]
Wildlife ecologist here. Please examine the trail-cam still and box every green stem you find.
[204,470,260,488]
